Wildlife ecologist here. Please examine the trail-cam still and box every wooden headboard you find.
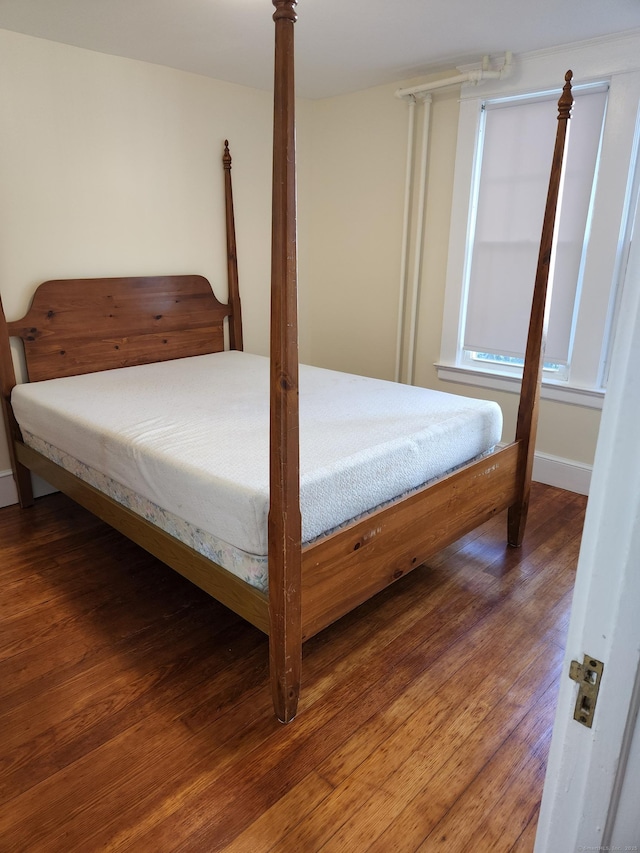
[7,274,233,382]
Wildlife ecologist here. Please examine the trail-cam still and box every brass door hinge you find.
[569,654,604,728]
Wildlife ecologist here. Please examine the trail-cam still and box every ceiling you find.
[1,0,640,99]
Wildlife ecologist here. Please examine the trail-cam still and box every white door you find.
[534,187,640,850]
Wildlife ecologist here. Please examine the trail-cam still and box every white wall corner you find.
[0,469,57,508]
[0,469,18,507]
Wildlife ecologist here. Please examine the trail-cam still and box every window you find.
[439,61,640,410]
[463,85,607,379]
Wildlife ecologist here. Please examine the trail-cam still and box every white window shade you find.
[463,87,608,365]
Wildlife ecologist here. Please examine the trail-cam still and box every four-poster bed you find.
[0,0,574,723]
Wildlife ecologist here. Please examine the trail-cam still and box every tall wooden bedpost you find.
[268,0,302,722]
[0,299,34,508]
[508,71,573,546]
[222,140,244,351]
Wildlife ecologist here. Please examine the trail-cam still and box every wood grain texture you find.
[301,442,520,639]
[223,140,244,352]
[8,275,230,381]
[0,294,33,507]
[508,71,574,546]
[268,0,302,724]
[0,483,586,851]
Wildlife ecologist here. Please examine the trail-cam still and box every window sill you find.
[435,363,605,410]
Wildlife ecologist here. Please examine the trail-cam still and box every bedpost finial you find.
[223,139,232,171]
[273,0,297,23]
[558,70,573,120]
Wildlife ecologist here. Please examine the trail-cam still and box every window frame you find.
[437,49,640,412]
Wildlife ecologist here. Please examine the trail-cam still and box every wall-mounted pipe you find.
[406,93,432,385]
[394,52,513,100]
[393,52,513,384]
[394,97,417,382]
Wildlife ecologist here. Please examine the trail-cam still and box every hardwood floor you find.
[0,483,586,852]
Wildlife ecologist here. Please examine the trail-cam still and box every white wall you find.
[303,82,408,380]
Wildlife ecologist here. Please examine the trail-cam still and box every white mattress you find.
[12,351,502,558]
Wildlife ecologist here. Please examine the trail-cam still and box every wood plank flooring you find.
[0,483,587,852]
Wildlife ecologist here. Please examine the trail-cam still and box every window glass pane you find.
[463,87,607,366]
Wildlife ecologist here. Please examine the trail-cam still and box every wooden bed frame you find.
[0,0,574,723]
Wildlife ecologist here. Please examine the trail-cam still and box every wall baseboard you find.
[0,469,57,508]
[532,450,591,496]
[0,469,18,507]
[2,449,592,513]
